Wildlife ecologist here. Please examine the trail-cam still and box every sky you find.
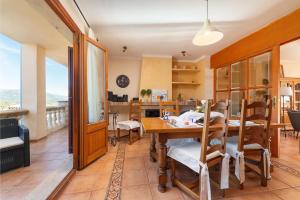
[0,33,68,97]
[0,33,21,90]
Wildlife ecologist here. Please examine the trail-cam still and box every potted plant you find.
[140,89,147,101]
[146,89,152,102]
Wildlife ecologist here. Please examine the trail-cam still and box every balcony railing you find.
[0,102,68,136]
[0,109,29,119]
[46,105,68,133]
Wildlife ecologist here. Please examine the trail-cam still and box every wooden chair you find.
[167,100,230,200]
[117,100,142,144]
[159,101,179,117]
[227,98,272,189]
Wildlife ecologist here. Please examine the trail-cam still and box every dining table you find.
[141,117,284,193]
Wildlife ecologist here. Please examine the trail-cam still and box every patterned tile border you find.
[272,160,300,178]
[105,143,126,200]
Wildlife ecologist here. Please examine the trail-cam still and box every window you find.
[215,52,272,117]
[0,34,21,110]
[46,58,68,106]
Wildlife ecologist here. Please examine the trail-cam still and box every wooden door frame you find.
[46,0,81,170]
[80,35,109,167]
[44,1,83,199]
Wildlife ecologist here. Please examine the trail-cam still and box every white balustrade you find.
[46,104,68,133]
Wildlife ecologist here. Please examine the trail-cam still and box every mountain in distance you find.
[0,89,67,109]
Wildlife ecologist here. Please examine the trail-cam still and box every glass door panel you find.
[81,35,108,168]
[87,41,106,123]
[216,91,229,102]
[231,61,247,89]
[249,88,270,103]
[294,83,300,111]
[249,52,271,87]
[231,91,245,117]
[216,66,229,90]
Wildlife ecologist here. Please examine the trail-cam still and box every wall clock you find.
[116,75,130,88]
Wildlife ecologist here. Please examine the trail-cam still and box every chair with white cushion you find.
[0,118,30,173]
[168,100,230,200]
[226,99,272,189]
[117,100,142,144]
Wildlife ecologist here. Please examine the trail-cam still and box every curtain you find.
[87,42,105,123]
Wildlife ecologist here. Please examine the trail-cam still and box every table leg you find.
[150,134,157,162]
[158,135,167,193]
[270,128,280,158]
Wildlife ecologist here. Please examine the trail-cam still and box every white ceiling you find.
[0,0,72,66]
[281,39,300,62]
[76,0,300,60]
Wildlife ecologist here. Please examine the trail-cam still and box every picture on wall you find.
[151,89,168,102]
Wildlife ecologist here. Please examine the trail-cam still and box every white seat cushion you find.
[0,137,24,150]
[222,136,263,159]
[166,138,195,148]
[167,141,221,173]
[117,120,140,130]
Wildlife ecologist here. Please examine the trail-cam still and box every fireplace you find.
[145,109,160,117]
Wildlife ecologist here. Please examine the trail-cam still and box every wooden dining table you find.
[141,117,284,193]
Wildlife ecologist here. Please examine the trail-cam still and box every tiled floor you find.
[56,133,300,200]
[0,128,72,200]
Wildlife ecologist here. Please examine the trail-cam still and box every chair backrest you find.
[200,100,212,163]
[207,100,230,155]
[238,98,272,151]
[287,110,300,131]
[0,118,19,139]
[159,101,179,117]
[129,99,142,121]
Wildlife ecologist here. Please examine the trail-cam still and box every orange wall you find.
[211,8,300,68]
[140,56,173,99]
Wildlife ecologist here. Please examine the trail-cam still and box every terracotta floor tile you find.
[224,192,282,200]
[224,172,267,197]
[19,171,52,186]
[272,188,300,200]
[263,177,290,191]
[147,167,159,184]
[125,151,148,159]
[0,185,38,200]
[144,156,158,169]
[121,185,153,200]
[56,191,92,200]
[98,152,117,162]
[124,157,145,170]
[57,135,300,200]
[63,175,99,194]
[149,183,184,200]
[271,168,300,187]
[126,143,150,152]
[122,169,148,187]
[76,159,114,176]
[94,173,111,189]
[90,189,107,200]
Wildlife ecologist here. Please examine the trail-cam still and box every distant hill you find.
[0,89,67,109]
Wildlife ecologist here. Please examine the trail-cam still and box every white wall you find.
[59,0,88,34]
[281,60,300,78]
[202,57,214,99]
[108,57,142,99]
[21,44,47,140]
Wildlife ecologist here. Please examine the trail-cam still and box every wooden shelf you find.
[172,69,200,72]
[172,82,200,86]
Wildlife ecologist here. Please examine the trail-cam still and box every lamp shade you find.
[192,19,223,46]
[280,86,293,96]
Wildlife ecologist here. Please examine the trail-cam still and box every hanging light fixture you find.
[192,0,223,46]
